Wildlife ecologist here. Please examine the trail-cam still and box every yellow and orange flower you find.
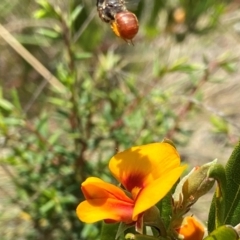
[76,142,186,231]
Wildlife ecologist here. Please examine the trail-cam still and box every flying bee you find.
[96,0,139,44]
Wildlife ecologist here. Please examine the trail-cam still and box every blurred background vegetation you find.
[1,0,240,239]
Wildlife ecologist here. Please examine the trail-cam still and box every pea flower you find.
[174,216,205,240]
[76,142,185,231]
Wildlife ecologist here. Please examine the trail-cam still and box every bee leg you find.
[125,39,134,46]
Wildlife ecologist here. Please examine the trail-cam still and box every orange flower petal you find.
[175,216,205,240]
[109,143,181,192]
[76,198,134,223]
[76,177,134,223]
[133,165,186,220]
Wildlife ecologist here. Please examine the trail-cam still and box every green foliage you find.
[101,222,121,240]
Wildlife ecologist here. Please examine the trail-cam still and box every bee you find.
[96,0,139,44]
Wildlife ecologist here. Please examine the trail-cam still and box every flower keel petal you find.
[76,198,134,223]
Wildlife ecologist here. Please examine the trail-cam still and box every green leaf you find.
[100,222,120,240]
[210,116,228,133]
[156,191,172,231]
[0,98,14,111]
[208,196,216,233]
[70,5,83,24]
[39,200,55,214]
[10,88,22,112]
[208,164,226,232]
[48,132,61,145]
[208,143,240,232]
[203,225,238,240]
[35,0,55,14]
[1,117,25,127]
[207,163,226,232]
[48,97,72,108]
[34,0,60,20]
[74,52,93,60]
[157,177,180,231]
[15,34,50,46]
[224,141,240,226]
[169,58,202,73]
[36,28,60,39]
[33,9,48,19]
[221,62,237,73]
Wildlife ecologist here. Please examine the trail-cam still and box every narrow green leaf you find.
[207,163,226,232]
[210,116,228,133]
[100,222,120,240]
[70,5,83,23]
[224,141,240,226]
[33,9,47,19]
[157,177,179,231]
[15,34,50,46]
[39,200,55,214]
[48,97,72,108]
[36,28,60,39]
[1,117,25,126]
[208,199,216,234]
[10,88,22,112]
[221,62,236,73]
[35,0,53,12]
[156,191,172,231]
[169,58,202,73]
[48,132,61,145]
[203,225,238,240]
[74,52,92,60]
[0,99,14,111]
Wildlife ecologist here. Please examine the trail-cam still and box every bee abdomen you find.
[114,11,139,40]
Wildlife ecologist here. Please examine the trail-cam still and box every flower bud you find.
[174,216,205,240]
[173,160,216,214]
[234,223,240,237]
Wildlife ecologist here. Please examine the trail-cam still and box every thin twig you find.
[73,9,96,43]
[24,79,48,113]
[190,98,240,131]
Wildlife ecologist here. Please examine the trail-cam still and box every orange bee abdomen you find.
[113,11,139,40]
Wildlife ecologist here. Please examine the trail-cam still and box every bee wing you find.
[125,0,140,11]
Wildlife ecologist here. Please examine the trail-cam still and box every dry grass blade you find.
[0,23,67,94]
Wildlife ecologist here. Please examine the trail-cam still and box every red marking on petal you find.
[124,173,145,192]
[104,219,118,223]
